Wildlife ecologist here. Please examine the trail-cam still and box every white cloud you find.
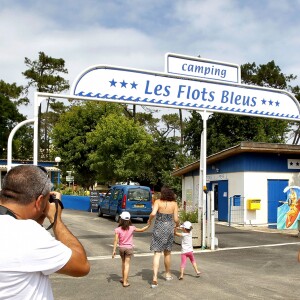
[1,0,300,119]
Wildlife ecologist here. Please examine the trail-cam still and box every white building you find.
[172,142,300,226]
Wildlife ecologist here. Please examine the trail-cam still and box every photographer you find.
[0,165,90,300]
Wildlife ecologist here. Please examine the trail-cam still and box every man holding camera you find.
[0,165,90,300]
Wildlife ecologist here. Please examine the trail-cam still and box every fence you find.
[228,195,245,226]
[62,195,91,211]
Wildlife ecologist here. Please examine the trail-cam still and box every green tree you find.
[0,80,31,159]
[135,111,186,188]
[87,113,154,184]
[51,102,124,188]
[23,51,69,160]
[184,60,296,157]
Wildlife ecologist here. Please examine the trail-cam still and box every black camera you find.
[49,194,64,209]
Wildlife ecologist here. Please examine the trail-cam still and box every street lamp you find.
[55,156,61,165]
[55,157,61,186]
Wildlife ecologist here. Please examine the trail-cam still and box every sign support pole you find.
[198,111,212,249]
[7,119,34,171]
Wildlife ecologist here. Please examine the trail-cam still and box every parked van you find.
[97,185,152,222]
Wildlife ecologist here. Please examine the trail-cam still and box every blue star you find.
[120,80,128,88]
[268,100,273,106]
[275,101,280,106]
[261,99,267,105]
[131,81,138,89]
[109,79,117,87]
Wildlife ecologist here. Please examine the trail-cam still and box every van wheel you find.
[98,207,103,217]
[115,214,120,222]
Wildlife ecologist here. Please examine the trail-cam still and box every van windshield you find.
[128,189,150,201]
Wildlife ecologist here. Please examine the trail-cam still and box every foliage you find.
[23,51,69,94]
[183,110,203,159]
[206,114,288,156]
[179,209,198,223]
[0,80,29,105]
[0,81,30,159]
[184,60,297,157]
[59,186,87,196]
[160,169,182,201]
[22,51,70,160]
[87,113,154,184]
[51,102,123,188]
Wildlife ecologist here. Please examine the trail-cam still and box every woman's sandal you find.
[151,281,158,288]
[123,283,130,287]
[178,276,183,280]
[165,275,173,281]
[196,272,201,277]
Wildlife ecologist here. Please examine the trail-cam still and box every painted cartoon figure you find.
[286,188,300,228]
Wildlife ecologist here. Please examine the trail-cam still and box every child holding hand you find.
[112,211,150,287]
[174,221,201,280]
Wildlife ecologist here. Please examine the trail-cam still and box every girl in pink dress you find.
[112,211,150,287]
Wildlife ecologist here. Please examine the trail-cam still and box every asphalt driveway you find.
[51,210,300,300]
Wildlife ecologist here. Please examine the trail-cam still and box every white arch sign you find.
[71,65,300,121]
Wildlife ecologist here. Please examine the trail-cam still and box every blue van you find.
[97,185,152,222]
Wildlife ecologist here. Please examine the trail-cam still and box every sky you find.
[1,0,300,118]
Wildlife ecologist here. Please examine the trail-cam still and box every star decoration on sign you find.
[109,79,138,89]
[261,98,280,107]
[131,81,138,89]
[120,80,128,88]
[109,79,117,87]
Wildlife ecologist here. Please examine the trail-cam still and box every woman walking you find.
[147,186,179,288]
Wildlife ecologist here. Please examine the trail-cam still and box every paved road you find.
[51,210,300,300]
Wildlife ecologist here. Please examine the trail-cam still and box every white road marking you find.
[87,241,300,261]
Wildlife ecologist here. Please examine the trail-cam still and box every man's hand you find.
[45,192,63,224]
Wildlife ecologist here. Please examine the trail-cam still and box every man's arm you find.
[52,218,90,277]
[46,193,90,277]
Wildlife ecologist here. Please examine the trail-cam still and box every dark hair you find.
[160,186,176,201]
[0,165,52,205]
[118,218,132,230]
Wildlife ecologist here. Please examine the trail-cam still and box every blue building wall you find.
[207,153,299,174]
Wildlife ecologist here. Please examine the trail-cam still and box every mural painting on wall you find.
[277,186,300,229]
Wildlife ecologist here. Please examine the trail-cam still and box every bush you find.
[179,209,198,223]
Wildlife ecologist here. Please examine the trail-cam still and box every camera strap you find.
[46,198,64,231]
[0,205,17,219]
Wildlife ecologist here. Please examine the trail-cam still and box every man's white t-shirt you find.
[0,215,72,300]
[181,232,193,253]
